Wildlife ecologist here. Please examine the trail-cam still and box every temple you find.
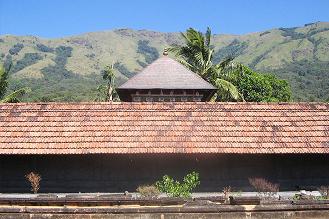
[117,50,216,102]
[0,50,328,193]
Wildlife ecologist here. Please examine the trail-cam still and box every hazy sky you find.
[1,0,328,38]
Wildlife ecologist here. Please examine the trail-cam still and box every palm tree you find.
[102,63,117,101]
[0,64,30,103]
[169,27,215,79]
[212,58,246,101]
[169,27,244,102]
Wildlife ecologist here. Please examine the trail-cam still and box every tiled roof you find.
[0,102,328,155]
[117,56,216,90]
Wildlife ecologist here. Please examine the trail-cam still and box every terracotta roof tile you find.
[117,56,216,90]
[0,102,328,154]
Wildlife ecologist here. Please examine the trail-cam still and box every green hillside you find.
[0,22,328,102]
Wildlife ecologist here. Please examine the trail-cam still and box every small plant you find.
[223,186,231,203]
[136,185,160,198]
[318,186,329,199]
[292,193,301,201]
[248,177,279,199]
[25,172,41,194]
[232,190,243,197]
[155,172,200,198]
[293,191,316,201]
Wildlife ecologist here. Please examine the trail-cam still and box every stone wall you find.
[0,154,328,193]
[0,212,329,219]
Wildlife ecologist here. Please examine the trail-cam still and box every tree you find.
[169,27,214,78]
[0,64,30,103]
[215,60,292,102]
[96,64,118,102]
[212,57,246,101]
[263,74,292,102]
[169,27,244,101]
[233,66,292,102]
[170,27,292,102]
[237,70,273,102]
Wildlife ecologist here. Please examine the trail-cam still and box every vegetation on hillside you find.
[36,44,54,53]
[0,22,328,102]
[137,40,159,65]
[41,46,74,79]
[9,43,24,55]
[213,39,248,63]
[269,60,329,101]
[11,53,43,73]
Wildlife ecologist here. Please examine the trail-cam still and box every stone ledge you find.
[1,204,329,214]
[1,211,329,219]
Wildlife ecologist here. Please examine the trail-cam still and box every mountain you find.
[0,22,329,102]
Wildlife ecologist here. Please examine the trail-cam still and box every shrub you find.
[249,177,279,199]
[222,186,231,203]
[54,46,73,65]
[11,53,43,73]
[293,191,317,201]
[9,43,24,55]
[137,60,147,68]
[41,46,74,79]
[260,31,271,37]
[25,172,41,194]
[279,27,305,40]
[318,186,329,199]
[36,44,54,53]
[113,62,135,78]
[137,40,159,64]
[136,185,160,198]
[155,172,200,198]
[213,39,248,63]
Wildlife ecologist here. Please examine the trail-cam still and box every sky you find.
[0,0,329,38]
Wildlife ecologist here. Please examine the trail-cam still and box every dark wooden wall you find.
[0,154,328,193]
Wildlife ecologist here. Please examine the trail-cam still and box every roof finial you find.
[163,48,168,56]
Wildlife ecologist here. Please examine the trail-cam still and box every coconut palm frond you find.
[0,87,31,103]
[176,58,198,72]
[215,79,244,102]
[215,58,252,84]
[167,46,181,55]
[168,27,245,102]
[217,57,235,69]
[169,28,215,78]
[102,64,116,81]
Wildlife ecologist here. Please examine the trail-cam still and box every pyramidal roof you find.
[118,55,216,90]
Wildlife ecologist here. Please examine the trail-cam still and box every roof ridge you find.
[0,102,328,106]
